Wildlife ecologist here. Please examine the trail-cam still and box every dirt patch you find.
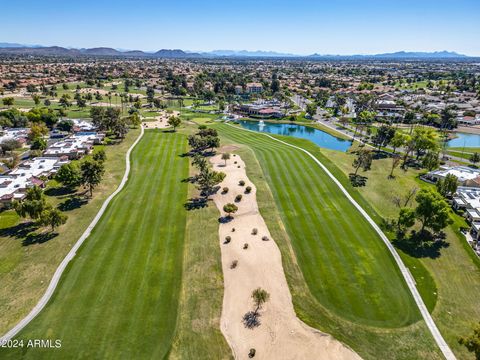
[142,110,180,129]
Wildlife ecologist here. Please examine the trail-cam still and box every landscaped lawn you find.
[321,147,480,359]
[213,123,441,359]
[0,128,140,335]
[169,160,231,360]
[0,130,189,359]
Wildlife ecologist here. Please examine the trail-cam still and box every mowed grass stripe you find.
[216,124,419,328]
[262,149,360,314]
[1,131,189,360]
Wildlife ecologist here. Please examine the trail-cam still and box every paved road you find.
[0,126,145,342]
[226,123,457,360]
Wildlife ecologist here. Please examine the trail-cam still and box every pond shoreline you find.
[236,119,352,152]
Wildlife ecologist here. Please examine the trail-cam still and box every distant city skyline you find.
[1,0,479,56]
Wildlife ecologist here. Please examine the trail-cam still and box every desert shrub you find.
[232,227,235,232]
[225,236,231,244]
[222,187,229,194]
[245,186,252,193]
[239,180,245,186]
[235,194,243,202]
[243,243,249,249]
[252,228,258,235]
[262,236,269,241]
[231,260,238,269]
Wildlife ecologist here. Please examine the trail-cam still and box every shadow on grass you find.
[58,197,88,212]
[184,197,208,210]
[44,186,76,197]
[0,221,38,239]
[393,230,450,259]
[22,231,58,246]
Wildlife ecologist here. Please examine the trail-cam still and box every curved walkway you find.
[0,126,145,342]
[226,123,456,360]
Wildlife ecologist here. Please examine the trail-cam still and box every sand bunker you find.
[211,154,361,360]
[142,110,179,129]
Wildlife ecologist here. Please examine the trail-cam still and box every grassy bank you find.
[213,123,440,359]
[0,128,140,335]
[321,147,480,359]
[1,130,189,359]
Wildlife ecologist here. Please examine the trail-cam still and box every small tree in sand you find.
[223,203,238,218]
[167,116,181,131]
[243,287,270,328]
[252,288,270,315]
[221,152,230,166]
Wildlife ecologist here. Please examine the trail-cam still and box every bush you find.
[245,186,252,193]
[234,161,238,164]
[239,180,245,186]
[230,260,238,269]
[252,228,258,235]
[249,348,256,358]
[262,236,269,241]
[243,243,249,249]
[231,227,235,232]
[225,236,231,244]
[237,166,241,168]
[222,187,229,194]
[235,194,243,202]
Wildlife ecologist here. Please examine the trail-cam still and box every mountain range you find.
[0,43,472,59]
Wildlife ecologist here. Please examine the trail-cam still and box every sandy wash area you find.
[142,110,180,129]
[210,153,361,360]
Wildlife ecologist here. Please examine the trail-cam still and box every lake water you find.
[237,120,352,152]
[448,133,480,148]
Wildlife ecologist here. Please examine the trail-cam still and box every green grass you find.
[0,129,140,335]
[448,147,480,152]
[213,124,440,359]
[0,130,189,359]
[321,147,480,359]
[214,124,419,326]
[216,125,441,359]
[169,162,231,360]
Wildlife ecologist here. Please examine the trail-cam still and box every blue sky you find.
[1,0,479,55]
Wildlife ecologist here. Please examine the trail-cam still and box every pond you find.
[237,120,352,152]
[448,132,480,148]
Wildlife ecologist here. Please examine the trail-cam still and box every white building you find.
[0,157,67,206]
[43,133,104,159]
[453,187,480,245]
[425,166,480,187]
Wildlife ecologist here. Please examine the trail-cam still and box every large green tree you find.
[414,188,452,234]
[56,163,82,189]
[352,149,373,175]
[14,186,47,220]
[40,207,68,232]
[81,159,105,197]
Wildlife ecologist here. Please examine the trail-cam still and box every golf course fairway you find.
[0,130,189,359]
